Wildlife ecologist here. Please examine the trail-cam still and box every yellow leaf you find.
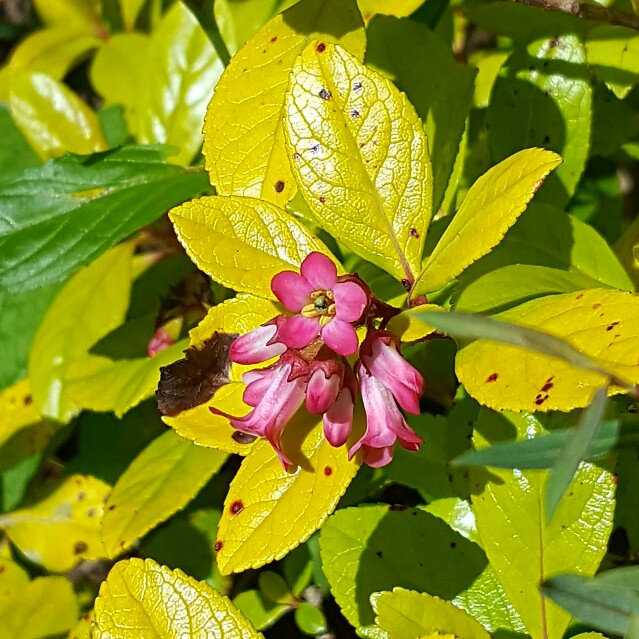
[169,194,339,298]
[29,243,134,423]
[32,0,104,36]
[415,148,562,295]
[0,379,54,471]
[215,415,360,575]
[120,0,147,30]
[163,296,280,453]
[9,70,107,159]
[67,611,93,639]
[456,289,639,412]
[0,474,110,572]
[372,588,490,639]
[102,429,227,558]
[284,41,431,282]
[387,304,444,343]
[93,558,263,638]
[203,0,365,208]
[8,27,101,80]
[64,339,187,417]
[357,0,426,22]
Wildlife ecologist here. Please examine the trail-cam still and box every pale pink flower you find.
[230,316,287,365]
[323,365,357,448]
[271,252,368,356]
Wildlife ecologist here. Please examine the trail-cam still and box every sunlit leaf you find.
[372,588,490,639]
[170,194,338,298]
[387,304,443,344]
[102,429,227,558]
[203,0,365,208]
[470,409,614,638]
[28,243,133,423]
[0,474,110,571]
[414,148,561,295]
[67,611,93,639]
[32,0,103,34]
[120,0,148,30]
[357,0,426,21]
[93,558,262,638]
[285,41,431,283]
[216,417,360,575]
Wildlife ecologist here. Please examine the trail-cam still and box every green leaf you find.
[233,589,289,631]
[93,558,263,638]
[470,409,615,638]
[546,386,608,520]
[32,0,102,32]
[120,0,147,30]
[319,504,487,634]
[0,474,110,571]
[366,16,475,213]
[0,145,210,293]
[203,0,365,208]
[295,602,327,636]
[258,571,294,605]
[285,41,431,283]
[616,447,639,554]
[372,588,490,639]
[8,70,107,160]
[0,106,40,178]
[487,34,591,207]
[136,2,224,165]
[414,148,561,295]
[541,573,639,636]
[28,243,133,422]
[102,429,227,558]
[215,417,360,575]
[169,194,338,298]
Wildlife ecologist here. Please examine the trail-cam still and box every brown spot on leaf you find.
[293,153,301,161]
[0,566,5,574]
[232,431,257,445]
[350,109,360,118]
[316,42,326,53]
[156,332,236,417]
[389,504,407,511]
[541,377,554,393]
[76,492,85,501]
[534,393,549,406]
[73,541,88,555]
[486,373,499,383]
[376,550,383,557]
[87,508,96,518]
[409,227,420,239]
[607,321,620,332]
[274,180,285,193]
[319,88,331,100]
[230,500,244,515]
[592,303,602,310]
[23,395,32,406]
[270,36,277,43]
[324,466,333,476]
[319,196,326,204]
[576,293,584,300]
[214,540,223,552]
[108,504,116,511]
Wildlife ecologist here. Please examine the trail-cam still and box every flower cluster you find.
[211,252,424,469]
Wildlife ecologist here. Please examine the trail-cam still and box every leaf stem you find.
[515,0,639,31]
[183,0,231,67]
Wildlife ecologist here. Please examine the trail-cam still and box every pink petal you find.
[361,445,394,468]
[300,252,337,290]
[333,281,368,322]
[321,318,359,356]
[230,324,286,365]
[278,314,321,349]
[306,370,340,414]
[271,271,313,311]
[242,373,274,407]
[323,389,354,447]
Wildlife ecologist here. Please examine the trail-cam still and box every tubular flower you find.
[271,252,369,356]
[229,315,287,365]
[322,364,357,448]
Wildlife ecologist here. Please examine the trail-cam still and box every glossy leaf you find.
[28,243,133,422]
[487,34,591,207]
[0,105,40,178]
[215,417,360,575]
[295,602,327,635]
[414,148,561,295]
[0,474,110,571]
[93,558,263,638]
[203,0,365,208]
[387,304,443,344]
[319,504,487,635]
[372,588,490,639]
[454,289,639,412]
[9,70,107,160]
[470,409,615,638]
[136,2,223,165]
[285,41,431,283]
[102,429,227,558]
[64,339,187,417]
[233,589,289,631]
[0,145,210,293]
[357,0,426,20]
[366,16,475,212]
[0,379,54,471]
[170,194,338,298]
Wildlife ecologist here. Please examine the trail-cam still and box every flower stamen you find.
[302,289,336,319]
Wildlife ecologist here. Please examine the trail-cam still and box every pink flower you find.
[230,316,287,365]
[350,361,423,467]
[271,252,368,356]
[323,365,357,448]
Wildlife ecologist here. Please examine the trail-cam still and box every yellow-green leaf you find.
[32,0,103,35]
[170,194,338,298]
[0,569,78,639]
[0,379,54,471]
[67,611,93,639]
[93,558,262,638]
[203,0,365,208]
[29,243,133,423]
[285,41,431,283]
[102,429,227,558]
[415,148,561,295]
[357,0,426,21]
[8,27,101,80]
[469,409,614,639]
[456,289,639,412]
[387,304,443,344]
[8,70,107,160]
[0,474,110,571]
[120,0,147,30]
[372,588,490,639]
[64,339,187,417]
[136,1,224,165]
[216,416,360,575]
